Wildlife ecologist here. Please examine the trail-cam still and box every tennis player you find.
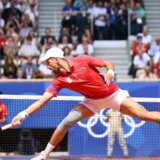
[12,47,160,160]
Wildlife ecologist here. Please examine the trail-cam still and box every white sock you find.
[42,143,55,157]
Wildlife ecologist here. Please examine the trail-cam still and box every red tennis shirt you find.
[46,55,119,99]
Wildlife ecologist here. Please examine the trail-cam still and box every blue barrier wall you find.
[0,81,160,97]
[0,81,160,158]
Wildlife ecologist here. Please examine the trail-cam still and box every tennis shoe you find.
[30,151,48,160]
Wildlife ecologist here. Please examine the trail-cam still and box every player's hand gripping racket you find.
[0,120,21,131]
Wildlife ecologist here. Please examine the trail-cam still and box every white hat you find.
[137,33,143,38]
[40,47,64,62]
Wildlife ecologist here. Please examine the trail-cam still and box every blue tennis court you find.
[0,155,160,160]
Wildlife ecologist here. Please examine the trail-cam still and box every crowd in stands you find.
[0,0,159,81]
[61,0,146,40]
[0,0,95,80]
[0,0,40,79]
[128,25,160,81]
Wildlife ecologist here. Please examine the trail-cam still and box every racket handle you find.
[1,120,21,131]
[1,123,12,131]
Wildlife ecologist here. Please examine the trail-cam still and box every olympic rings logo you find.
[77,109,145,138]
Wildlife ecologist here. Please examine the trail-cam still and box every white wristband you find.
[107,69,115,78]
[18,110,28,120]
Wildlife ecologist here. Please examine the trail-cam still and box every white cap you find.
[137,33,143,38]
[40,47,64,62]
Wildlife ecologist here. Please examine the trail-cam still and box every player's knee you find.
[62,117,75,128]
[57,109,82,133]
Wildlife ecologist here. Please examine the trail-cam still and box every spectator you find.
[154,57,160,78]
[21,13,36,30]
[26,0,38,10]
[25,0,38,23]
[16,67,26,79]
[21,56,37,79]
[0,1,4,12]
[40,27,56,47]
[92,0,108,40]
[63,46,74,58]
[31,69,44,79]
[24,0,38,33]
[3,33,18,58]
[130,1,145,35]
[28,30,40,49]
[106,109,128,158]
[61,0,78,35]
[134,2,145,24]
[149,38,160,64]
[139,65,157,81]
[58,27,73,44]
[19,36,40,64]
[133,48,152,78]
[141,26,152,47]
[86,0,95,28]
[0,29,7,59]
[73,0,89,37]
[2,0,22,24]
[77,26,94,44]
[14,0,27,12]
[3,57,17,78]
[5,24,19,42]
[0,0,10,11]
[4,12,21,33]
[75,36,94,56]
[46,37,57,49]
[115,2,128,40]
[19,18,32,41]
[132,33,149,58]
[0,14,5,29]
[105,1,117,40]
[73,0,88,12]
[58,35,73,51]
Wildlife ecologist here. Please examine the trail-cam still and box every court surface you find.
[0,156,160,160]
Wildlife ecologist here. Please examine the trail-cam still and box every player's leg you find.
[50,104,94,147]
[30,104,94,160]
[120,97,160,123]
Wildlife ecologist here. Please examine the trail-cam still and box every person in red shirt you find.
[0,100,8,124]
[12,47,160,160]
[132,33,149,57]
[154,57,160,78]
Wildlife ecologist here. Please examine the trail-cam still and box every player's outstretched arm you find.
[100,59,115,85]
[12,92,54,128]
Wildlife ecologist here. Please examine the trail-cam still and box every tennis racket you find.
[0,123,12,131]
[0,120,21,131]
